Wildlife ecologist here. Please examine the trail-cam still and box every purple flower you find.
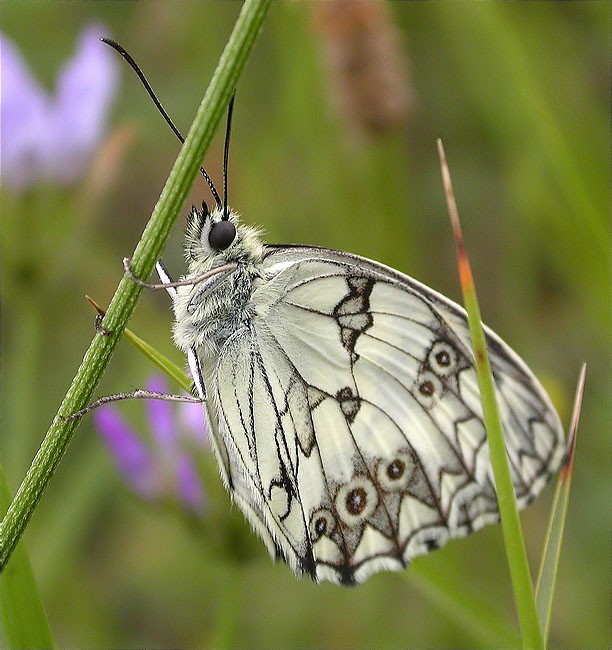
[94,377,209,514]
[0,23,119,191]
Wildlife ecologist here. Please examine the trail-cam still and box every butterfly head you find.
[184,201,263,270]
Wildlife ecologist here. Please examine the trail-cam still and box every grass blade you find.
[535,363,586,643]
[437,139,543,649]
[0,466,54,649]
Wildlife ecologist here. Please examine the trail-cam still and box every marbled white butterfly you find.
[108,39,565,585]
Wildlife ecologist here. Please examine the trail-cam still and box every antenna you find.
[101,38,222,208]
[222,94,236,221]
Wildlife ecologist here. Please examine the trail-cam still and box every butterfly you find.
[107,40,565,586]
[153,200,564,585]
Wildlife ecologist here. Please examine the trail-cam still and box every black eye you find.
[208,220,236,251]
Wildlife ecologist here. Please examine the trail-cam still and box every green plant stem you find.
[0,0,270,572]
[535,364,585,644]
[461,273,543,649]
[438,140,544,648]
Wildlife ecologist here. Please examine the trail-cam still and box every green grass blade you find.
[0,465,54,649]
[437,140,543,649]
[535,364,585,643]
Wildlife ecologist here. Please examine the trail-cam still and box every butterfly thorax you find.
[172,205,265,360]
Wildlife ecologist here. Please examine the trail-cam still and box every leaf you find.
[0,465,54,649]
[535,363,586,643]
[123,326,193,393]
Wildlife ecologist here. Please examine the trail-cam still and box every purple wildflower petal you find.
[94,375,210,514]
[178,400,209,446]
[45,23,119,184]
[94,406,160,499]
[0,33,50,191]
[176,454,206,513]
[0,24,118,190]
[145,376,177,453]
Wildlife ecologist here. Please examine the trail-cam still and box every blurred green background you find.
[1,2,609,648]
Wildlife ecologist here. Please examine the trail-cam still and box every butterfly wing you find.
[206,245,564,585]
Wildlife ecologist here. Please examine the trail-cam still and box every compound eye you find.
[208,220,236,251]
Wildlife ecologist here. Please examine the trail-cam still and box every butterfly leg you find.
[61,389,202,422]
[123,256,238,291]
[122,256,180,290]
[94,314,111,336]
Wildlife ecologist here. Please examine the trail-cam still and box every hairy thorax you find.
[172,263,260,359]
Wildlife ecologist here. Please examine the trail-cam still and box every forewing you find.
[208,325,322,577]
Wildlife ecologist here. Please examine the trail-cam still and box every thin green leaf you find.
[437,139,543,649]
[123,327,192,393]
[0,465,54,649]
[535,363,585,643]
